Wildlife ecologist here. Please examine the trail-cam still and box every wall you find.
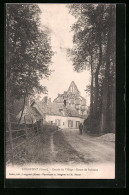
[45,115,85,129]
[16,107,35,124]
[32,103,44,117]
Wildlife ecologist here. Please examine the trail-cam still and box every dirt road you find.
[26,128,115,165]
[61,129,115,164]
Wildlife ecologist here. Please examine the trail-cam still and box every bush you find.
[42,124,58,134]
[83,116,100,135]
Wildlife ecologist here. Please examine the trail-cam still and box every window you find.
[59,109,64,116]
[55,119,60,126]
[68,120,73,128]
[76,121,80,128]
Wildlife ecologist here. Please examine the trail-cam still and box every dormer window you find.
[59,109,65,116]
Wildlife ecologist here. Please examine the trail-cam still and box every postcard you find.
[6,3,116,180]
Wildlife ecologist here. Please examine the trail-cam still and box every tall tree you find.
[100,5,116,133]
[6,4,53,121]
[68,4,116,134]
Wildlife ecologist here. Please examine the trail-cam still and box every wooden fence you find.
[6,112,43,164]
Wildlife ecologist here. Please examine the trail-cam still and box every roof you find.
[26,106,42,120]
[67,81,80,94]
[16,105,43,124]
[32,101,85,119]
[53,81,83,103]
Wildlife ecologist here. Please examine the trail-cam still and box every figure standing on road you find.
[79,123,83,135]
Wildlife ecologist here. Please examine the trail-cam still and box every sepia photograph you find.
[6,3,116,179]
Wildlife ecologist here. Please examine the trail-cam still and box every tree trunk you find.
[110,73,115,133]
[90,54,94,117]
[111,57,116,133]
[100,6,115,134]
[18,90,27,124]
[90,54,94,132]
[100,41,111,133]
[110,7,116,133]
[93,43,102,117]
[112,77,116,132]
[100,74,109,134]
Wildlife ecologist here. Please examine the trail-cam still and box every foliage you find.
[68,4,116,134]
[6,4,53,101]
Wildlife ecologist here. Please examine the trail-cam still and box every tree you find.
[100,5,116,133]
[6,4,53,121]
[68,4,116,134]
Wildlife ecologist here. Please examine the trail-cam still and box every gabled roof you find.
[32,101,85,118]
[27,106,42,120]
[67,81,80,94]
[17,105,42,124]
[53,95,64,103]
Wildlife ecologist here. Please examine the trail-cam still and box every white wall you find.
[45,115,85,129]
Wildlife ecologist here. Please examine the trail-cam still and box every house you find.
[17,81,88,129]
[31,99,86,129]
[16,105,43,124]
[17,99,86,129]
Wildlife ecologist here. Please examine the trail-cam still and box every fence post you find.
[17,120,20,138]
[36,120,39,134]
[31,117,35,133]
[42,119,43,129]
[7,112,14,164]
[24,116,28,140]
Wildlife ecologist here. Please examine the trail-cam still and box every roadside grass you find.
[8,133,42,165]
[6,124,58,165]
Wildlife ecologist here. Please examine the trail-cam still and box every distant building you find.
[53,81,87,116]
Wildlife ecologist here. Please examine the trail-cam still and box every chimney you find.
[43,96,48,104]
[64,99,66,107]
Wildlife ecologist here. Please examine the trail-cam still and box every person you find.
[79,123,83,135]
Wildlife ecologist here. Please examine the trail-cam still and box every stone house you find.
[17,81,88,129]
[31,99,85,129]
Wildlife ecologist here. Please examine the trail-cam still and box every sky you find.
[38,4,90,106]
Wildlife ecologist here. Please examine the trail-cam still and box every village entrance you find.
[6,123,115,165]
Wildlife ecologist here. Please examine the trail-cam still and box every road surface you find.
[27,128,115,165]
[62,129,115,164]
